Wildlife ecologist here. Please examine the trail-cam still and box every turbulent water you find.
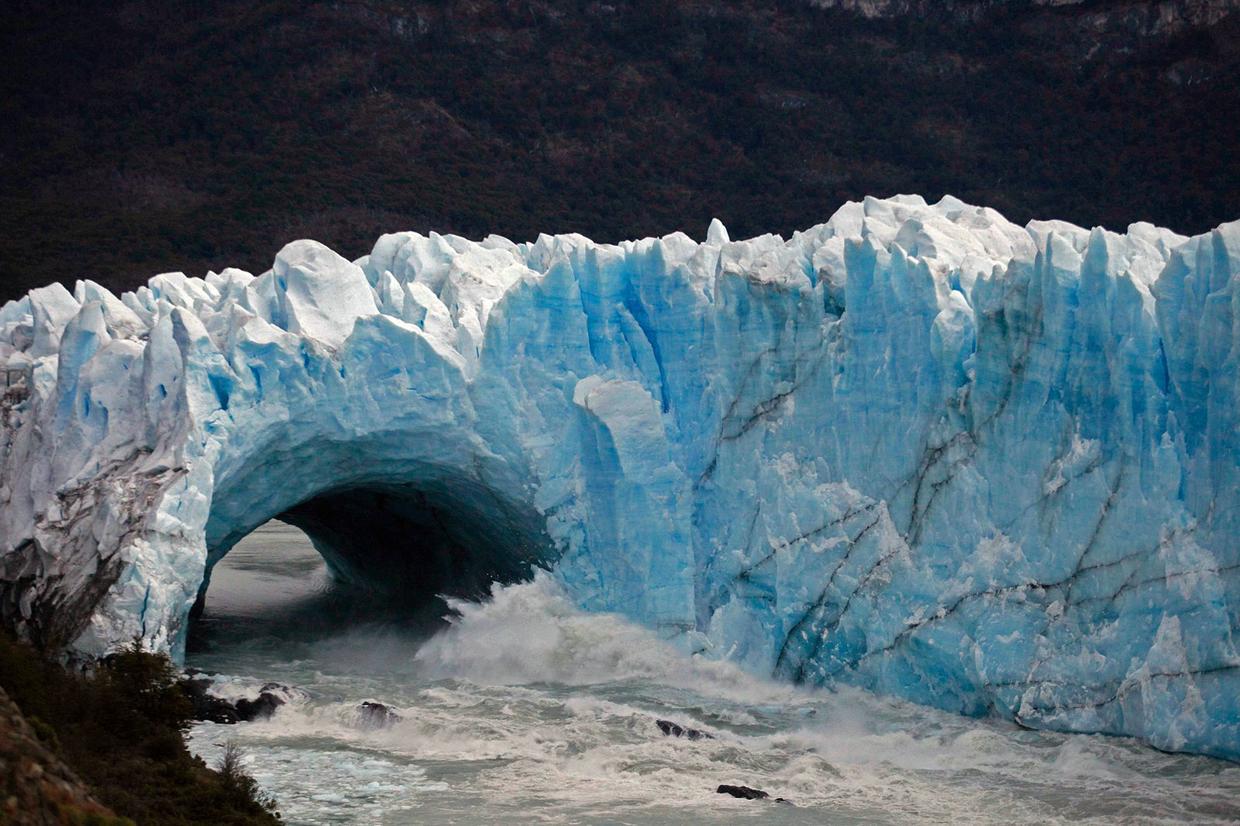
[186,523,1240,825]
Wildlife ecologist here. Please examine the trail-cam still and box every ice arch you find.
[199,455,556,620]
[2,195,1240,760]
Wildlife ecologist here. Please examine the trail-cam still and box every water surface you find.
[187,522,1240,825]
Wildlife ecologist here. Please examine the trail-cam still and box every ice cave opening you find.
[191,463,558,627]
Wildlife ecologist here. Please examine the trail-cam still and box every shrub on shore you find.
[0,634,279,824]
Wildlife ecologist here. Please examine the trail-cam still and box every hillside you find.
[1,0,1237,301]
[0,635,279,825]
[0,686,121,825]
[809,0,1240,26]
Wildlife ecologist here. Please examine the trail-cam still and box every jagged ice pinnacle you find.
[2,195,1239,760]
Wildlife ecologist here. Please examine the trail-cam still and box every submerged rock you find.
[183,677,290,724]
[183,677,240,724]
[656,719,713,740]
[234,691,285,722]
[716,784,793,804]
[357,701,402,730]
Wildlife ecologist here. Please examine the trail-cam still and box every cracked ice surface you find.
[2,194,1239,759]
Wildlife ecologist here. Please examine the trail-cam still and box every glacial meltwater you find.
[185,523,1240,825]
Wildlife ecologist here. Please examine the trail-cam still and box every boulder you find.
[234,691,285,722]
[717,784,769,800]
[182,677,241,724]
[357,701,402,730]
[182,677,290,724]
[655,718,713,740]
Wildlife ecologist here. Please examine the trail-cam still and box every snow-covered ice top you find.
[2,194,1239,760]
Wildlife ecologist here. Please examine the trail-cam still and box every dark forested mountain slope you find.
[810,0,1240,27]
[1,0,1237,301]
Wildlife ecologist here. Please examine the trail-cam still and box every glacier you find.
[1,194,1239,760]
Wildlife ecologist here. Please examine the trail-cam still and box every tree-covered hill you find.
[1,0,1237,301]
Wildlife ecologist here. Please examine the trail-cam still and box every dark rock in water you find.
[715,784,794,804]
[182,677,288,724]
[717,784,769,800]
[182,677,241,724]
[357,701,402,729]
[234,691,285,721]
[656,718,713,740]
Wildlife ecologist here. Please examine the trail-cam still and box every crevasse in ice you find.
[2,195,1238,759]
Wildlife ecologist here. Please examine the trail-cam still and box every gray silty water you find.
[185,522,1240,825]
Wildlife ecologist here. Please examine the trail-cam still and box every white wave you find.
[413,573,807,705]
[187,573,1240,825]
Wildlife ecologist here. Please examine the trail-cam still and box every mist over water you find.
[186,523,1240,825]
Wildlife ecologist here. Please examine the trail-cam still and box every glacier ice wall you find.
[2,195,1239,760]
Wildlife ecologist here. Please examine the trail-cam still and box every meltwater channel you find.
[185,522,1240,825]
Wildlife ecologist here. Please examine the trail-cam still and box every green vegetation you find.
[0,634,279,825]
[0,1,1236,302]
